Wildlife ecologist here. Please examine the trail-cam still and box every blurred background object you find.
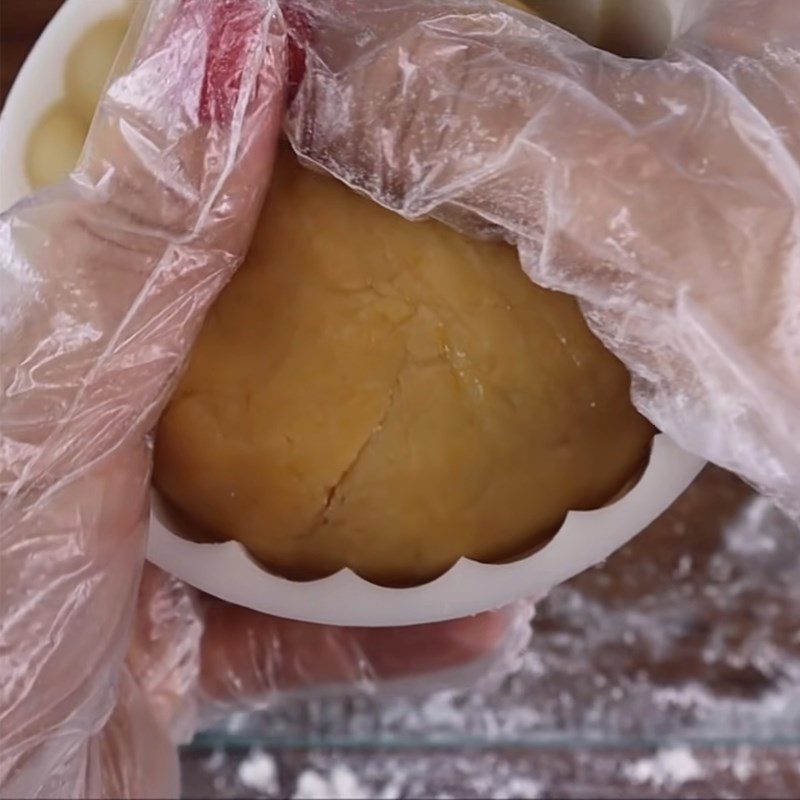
[2,3,799,798]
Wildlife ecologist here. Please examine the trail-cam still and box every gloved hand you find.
[285,0,800,523]
[0,2,522,797]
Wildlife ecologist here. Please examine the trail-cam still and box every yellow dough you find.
[154,148,654,585]
[25,103,88,189]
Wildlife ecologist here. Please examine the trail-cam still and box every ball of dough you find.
[154,148,654,586]
[26,103,88,189]
[26,12,132,190]
[65,17,130,124]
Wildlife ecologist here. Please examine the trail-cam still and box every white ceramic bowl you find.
[0,0,705,627]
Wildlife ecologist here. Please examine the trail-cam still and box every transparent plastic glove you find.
[284,0,800,523]
[0,2,528,797]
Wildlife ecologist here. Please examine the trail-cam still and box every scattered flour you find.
[624,746,704,788]
[204,749,227,773]
[288,756,542,800]
[238,750,278,795]
[499,775,545,799]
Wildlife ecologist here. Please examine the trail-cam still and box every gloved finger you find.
[197,600,521,713]
[284,0,800,521]
[0,442,151,795]
[6,655,180,799]
[2,0,286,496]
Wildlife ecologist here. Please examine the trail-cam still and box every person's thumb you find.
[2,0,287,496]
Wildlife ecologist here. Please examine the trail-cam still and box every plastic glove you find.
[284,0,800,523]
[0,2,524,796]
